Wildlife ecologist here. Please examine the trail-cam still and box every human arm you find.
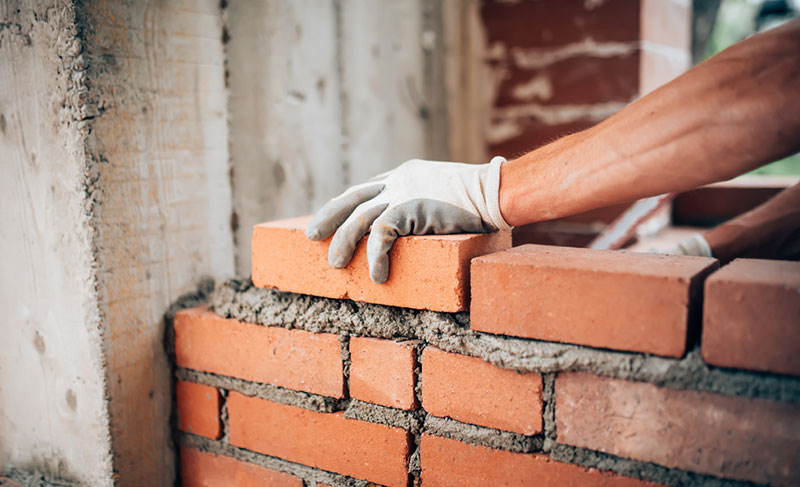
[499,19,800,226]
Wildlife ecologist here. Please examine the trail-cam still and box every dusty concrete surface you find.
[227,0,444,275]
[78,1,235,484]
[0,468,77,487]
[0,1,112,484]
[211,279,800,403]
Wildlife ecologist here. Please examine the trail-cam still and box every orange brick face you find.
[471,245,718,357]
[251,216,511,312]
[556,372,800,486]
[175,307,344,397]
[703,259,800,376]
[420,434,660,487]
[421,347,542,435]
[227,392,412,487]
[181,447,302,487]
[176,381,221,439]
[350,337,419,410]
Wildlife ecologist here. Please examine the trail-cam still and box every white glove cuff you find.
[486,156,513,231]
[683,233,714,258]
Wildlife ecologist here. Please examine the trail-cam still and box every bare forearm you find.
[499,19,800,226]
[705,182,800,262]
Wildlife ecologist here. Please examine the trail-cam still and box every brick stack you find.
[172,216,800,487]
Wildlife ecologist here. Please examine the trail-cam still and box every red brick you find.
[481,0,640,49]
[176,381,221,439]
[180,447,302,487]
[556,372,800,486]
[227,392,412,487]
[489,119,595,158]
[494,52,640,108]
[471,245,718,357]
[350,337,418,410]
[420,434,660,487]
[703,259,800,376]
[421,348,542,435]
[672,176,795,226]
[175,307,344,397]
[252,216,511,312]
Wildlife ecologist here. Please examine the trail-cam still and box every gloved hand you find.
[657,233,714,257]
[306,157,513,284]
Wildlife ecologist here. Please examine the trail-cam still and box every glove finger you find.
[366,211,406,284]
[306,182,384,241]
[328,199,388,268]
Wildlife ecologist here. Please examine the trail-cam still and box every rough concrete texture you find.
[227,0,442,275]
[182,434,373,487]
[344,400,424,434]
[0,1,112,484]
[210,279,800,403]
[76,0,236,484]
[0,469,77,487]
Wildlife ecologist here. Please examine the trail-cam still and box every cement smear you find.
[210,279,800,403]
[423,416,542,453]
[0,468,77,487]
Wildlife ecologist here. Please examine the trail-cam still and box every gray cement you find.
[210,279,800,403]
[0,468,78,487]
[344,400,424,434]
[423,416,543,453]
[176,369,344,414]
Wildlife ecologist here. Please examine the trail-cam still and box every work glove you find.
[306,157,513,284]
[658,233,713,257]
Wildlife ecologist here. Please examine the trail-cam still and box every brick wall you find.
[481,0,690,158]
[170,217,800,487]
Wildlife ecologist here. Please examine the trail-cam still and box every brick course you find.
[703,259,800,376]
[227,392,413,487]
[176,381,221,439]
[471,245,717,357]
[175,307,345,397]
[420,434,659,487]
[421,347,542,435]
[556,372,800,486]
[350,337,419,410]
[180,447,303,487]
[252,216,511,312]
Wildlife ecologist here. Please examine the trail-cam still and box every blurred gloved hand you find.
[306,157,512,284]
[657,233,713,257]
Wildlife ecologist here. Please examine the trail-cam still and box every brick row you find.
[420,434,659,487]
[181,447,302,487]
[349,337,419,410]
[175,307,345,397]
[227,392,412,487]
[251,216,511,312]
[471,245,717,357]
[176,381,221,439]
[703,258,800,376]
[421,347,543,435]
[556,372,800,486]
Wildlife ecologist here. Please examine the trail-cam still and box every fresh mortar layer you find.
[210,278,800,403]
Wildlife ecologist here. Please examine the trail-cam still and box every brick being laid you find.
[470,244,718,357]
[703,258,800,376]
[251,216,512,312]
